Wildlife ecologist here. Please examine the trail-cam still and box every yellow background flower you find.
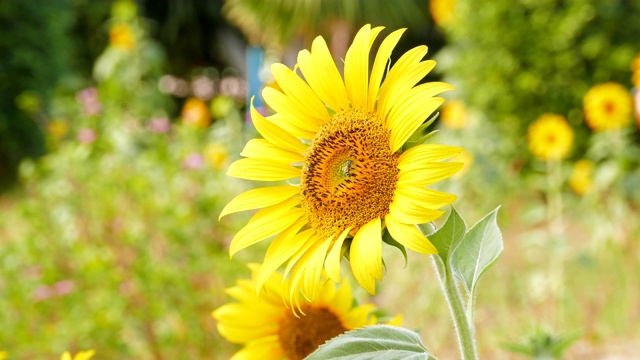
[440,99,468,129]
[109,23,136,51]
[632,53,640,88]
[60,350,95,360]
[181,98,212,129]
[430,0,457,26]
[583,82,632,131]
[220,25,462,307]
[213,264,401,360]
[569,160,594,196]
[527,114,574,160]
[204,143,228,170]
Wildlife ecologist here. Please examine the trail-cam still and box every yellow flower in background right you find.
[631,53,640,88]
[583,82,632,131]
[527,114,574,161]
[569,160,594,196]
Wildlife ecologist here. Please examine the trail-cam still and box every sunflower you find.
[527,114,573,161]
[583,82,633,132]
[213,264,401,360]
[220,24,462,306]
[569,160,594,196]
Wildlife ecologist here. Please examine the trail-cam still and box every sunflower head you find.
[527,114,574,161]
[221,24,462,308]
[212,264,401,360]
[583,82,633,132]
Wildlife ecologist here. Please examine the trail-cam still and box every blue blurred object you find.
[246,45,264,119]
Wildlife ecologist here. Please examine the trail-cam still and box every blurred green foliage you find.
[0,1,74,188]
[0,2,254,357]
[437,0,640,155]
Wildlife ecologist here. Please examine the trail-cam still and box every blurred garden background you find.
[1,0,639,358]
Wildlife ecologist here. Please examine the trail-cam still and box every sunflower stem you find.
[433,256,478,360]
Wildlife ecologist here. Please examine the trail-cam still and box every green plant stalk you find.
[433,256,479,360]
[546,159,564,237]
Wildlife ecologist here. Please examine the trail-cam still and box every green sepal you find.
[382,227,408,267]
[402,112,440,151]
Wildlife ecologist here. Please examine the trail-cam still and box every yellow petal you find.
[344,25,383,110]
[76,350,96,360]
[219,185,299,219]
[227,158,300,181]
[300,236,333,301]
[389,198,444,224]
[332,278,354,315]
[229,206,303,258]
[324,227,351,282]
[398,162,464,187]
[270,63,330,124]
[395,184,457,209]
[250,102,306,154]
[262,87,322,132]
[314,279,338,307]
[349,218,383,294]
[61,353,72,360]
[368,28,406,111]
[240,139,304,164]
[267,113,317,140]
[398,144,464,167]
[385,214,438,254]
[256,226,312,295]
[297,37,349,112]
[388,96,445,152]
[229,336,283,360]
[377,46,434,119]
[342,304,376,329]
[216,322,277,345]
[213,303,281,327]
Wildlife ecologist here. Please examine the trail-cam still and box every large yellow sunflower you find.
[213,264,401,360]
[220,25,462,306]
[527,114,574,161]
[583,82,633,132]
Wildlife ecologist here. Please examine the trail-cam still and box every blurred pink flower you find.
[53,280,76,296]
[182,153,205,169]
[33,285,53,302]
[77,128,97,144]
[77,87,102,116]
[148,117,171,133]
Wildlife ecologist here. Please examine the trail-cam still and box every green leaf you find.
[426,207,466,263]
[305,325,436,360]
[451,206,503,295]
[382,228,408,266]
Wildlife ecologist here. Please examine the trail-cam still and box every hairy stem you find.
[433,256,478,360]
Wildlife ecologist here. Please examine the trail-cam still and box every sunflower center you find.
[278,305,348,360]
[301,109,400,240]
[604,101,615,114]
